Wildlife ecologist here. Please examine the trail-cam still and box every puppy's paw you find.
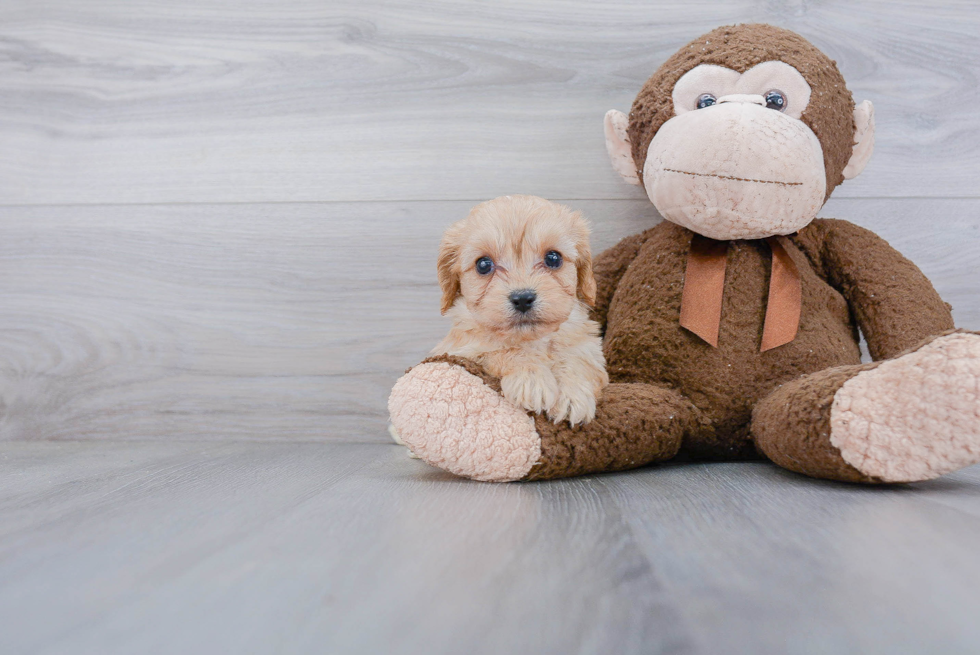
[501,366,559,415]
[549,382,598,426]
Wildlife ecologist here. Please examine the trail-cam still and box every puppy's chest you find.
[476,337,560,378]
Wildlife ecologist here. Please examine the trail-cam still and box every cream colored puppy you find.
[431,195,609,425]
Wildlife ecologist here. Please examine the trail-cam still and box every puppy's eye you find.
[765,90,786,111]
[696,93,716,109]
[544,250,563,269]
[475,257,494,275]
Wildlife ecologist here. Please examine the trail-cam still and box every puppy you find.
[431,195,609,425]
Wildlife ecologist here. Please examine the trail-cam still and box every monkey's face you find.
[605,25,875,242]
[643,62,826,240]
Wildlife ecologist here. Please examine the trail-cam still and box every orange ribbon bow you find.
[679,234,801,352]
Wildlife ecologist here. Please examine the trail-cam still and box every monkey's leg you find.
[753,330,980,483]
[388,355,707,482]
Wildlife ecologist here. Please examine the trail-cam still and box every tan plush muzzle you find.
[643,100,827,241]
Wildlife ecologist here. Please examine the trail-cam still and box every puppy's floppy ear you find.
[570,212,597,306]
[437,222,465,314]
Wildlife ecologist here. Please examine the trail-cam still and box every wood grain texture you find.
[1,0,979,204]
[604,460,980,654]
[0,440,978,655]
[0,198,975,442]
[2,3,979,653]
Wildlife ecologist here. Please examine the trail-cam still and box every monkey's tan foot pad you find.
[831,332,980,482]
[388,362,541,482]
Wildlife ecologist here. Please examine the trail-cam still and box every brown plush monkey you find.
[389,24,980,484]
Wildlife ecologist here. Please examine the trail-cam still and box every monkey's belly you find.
[605,318,861,457]
[603,240,861,458]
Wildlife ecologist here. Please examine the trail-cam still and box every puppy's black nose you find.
[509,289,537,314]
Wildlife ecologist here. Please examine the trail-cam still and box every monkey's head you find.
[605,24,874,240]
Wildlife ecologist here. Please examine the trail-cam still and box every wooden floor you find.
[1,1,979,653]
[2,442,980,654]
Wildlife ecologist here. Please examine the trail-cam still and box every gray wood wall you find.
[1,0,978,441]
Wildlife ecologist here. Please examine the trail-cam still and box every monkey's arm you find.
[795,218,954,360]
[591,230,650,332]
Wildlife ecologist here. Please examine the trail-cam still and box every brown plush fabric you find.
[600,220,863,458]
[593,214,955,463]
[591,230,650,332]
[627,24,855,197]
[526,382,706,481]
[792,219,955,359]
[751,362,881,483]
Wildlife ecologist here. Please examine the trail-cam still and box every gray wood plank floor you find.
[1,0,979,653]
[1,441,979,655]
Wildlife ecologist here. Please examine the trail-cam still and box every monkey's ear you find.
[604,110,641,186]
[437,225,463,314]
[843,100,875,180]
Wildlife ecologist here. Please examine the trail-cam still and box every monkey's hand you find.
[500,365,559,416]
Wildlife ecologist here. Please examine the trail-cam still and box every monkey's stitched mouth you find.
[663,168,803,187]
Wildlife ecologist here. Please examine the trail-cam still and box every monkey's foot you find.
[388,359,541,482]
[831,332,980,482]
[389,356,697,482]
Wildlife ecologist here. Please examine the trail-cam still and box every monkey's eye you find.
[765,90,787,111]
[696,94,716,109]
[475,257,494,275]
[544,250,563,269]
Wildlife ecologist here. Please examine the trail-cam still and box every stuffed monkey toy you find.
[389,24,980,483]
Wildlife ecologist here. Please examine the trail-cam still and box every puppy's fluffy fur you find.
[432,195,609,425]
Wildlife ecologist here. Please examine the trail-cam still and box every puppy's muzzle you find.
[509,289,537,314]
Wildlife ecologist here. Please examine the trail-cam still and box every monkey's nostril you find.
[509,289,537,314]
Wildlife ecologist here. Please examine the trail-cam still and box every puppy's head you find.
[437,195,596,340]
